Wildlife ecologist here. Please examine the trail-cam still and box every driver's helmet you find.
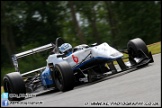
[59,43,72,56]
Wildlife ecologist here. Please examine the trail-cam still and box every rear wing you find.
[12,43,55,72]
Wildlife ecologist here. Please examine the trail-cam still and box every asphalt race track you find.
[9,53,161,107]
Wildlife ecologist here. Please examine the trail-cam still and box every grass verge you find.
[1,86,4,94]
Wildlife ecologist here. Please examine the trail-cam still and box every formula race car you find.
[3,37,154,101]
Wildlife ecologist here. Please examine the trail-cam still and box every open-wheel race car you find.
[3,37,154,101]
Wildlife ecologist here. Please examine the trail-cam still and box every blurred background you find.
[1,1,161,85]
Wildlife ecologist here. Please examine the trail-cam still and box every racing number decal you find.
[72,55,79,63]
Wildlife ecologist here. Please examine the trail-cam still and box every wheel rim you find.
[128,47,137,58]
[129,47,144,58]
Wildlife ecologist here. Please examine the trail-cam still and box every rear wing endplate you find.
[12,43,55,72]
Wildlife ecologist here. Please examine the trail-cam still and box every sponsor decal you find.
[72,55,79,63]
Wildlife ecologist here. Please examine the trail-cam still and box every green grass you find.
[1,86,4,94]
[147,42,161,54]
[1,41,161,94]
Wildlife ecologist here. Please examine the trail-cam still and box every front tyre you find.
[3,72,26,101]
[53,61,74,92]
[127,38,149,65]
[127,38,149,58]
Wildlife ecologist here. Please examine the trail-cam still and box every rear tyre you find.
[53,61,74,92]
[3,72,26,101]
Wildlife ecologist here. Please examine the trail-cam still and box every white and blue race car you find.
[3,37,154,101]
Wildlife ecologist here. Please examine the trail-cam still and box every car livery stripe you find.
[73,56,122,70]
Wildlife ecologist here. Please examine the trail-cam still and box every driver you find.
[59,43,72,56]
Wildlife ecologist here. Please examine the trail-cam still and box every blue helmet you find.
[59,43,72,56]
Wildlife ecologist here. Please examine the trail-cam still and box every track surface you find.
[8,54,161,107]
